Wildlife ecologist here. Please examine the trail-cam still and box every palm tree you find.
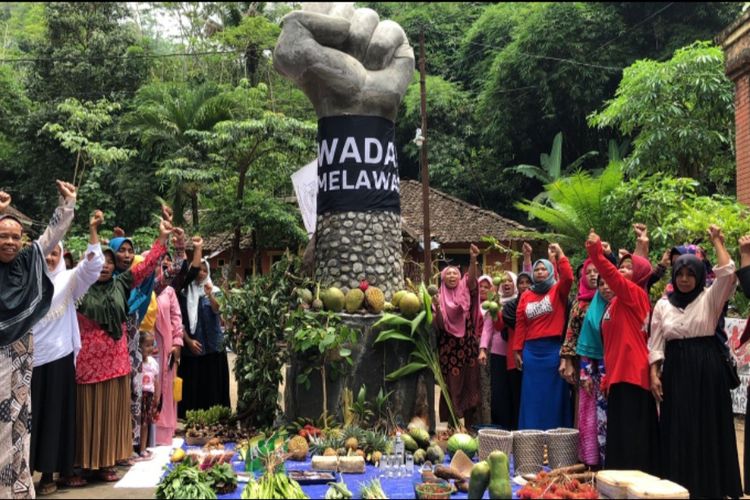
[123,82,236,226]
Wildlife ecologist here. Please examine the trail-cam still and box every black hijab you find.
[668,254,706,309]
[0,237,53,346]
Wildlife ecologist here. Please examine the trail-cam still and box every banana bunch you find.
[241,473,307,499]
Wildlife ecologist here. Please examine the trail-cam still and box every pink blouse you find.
[480,310,507,356]
[649,261,736,365]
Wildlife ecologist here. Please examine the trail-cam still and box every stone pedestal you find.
[315,211,403,297]
[284,313,435,430]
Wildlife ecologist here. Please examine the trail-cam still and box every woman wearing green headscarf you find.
[0,181,76,499]
[73,218,171,483]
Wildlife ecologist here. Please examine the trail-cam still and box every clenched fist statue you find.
[274,2,414,121]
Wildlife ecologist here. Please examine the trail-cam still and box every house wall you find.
[720,14,750,205]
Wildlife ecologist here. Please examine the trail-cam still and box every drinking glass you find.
[386,454,396,478]
[405,452,415,477]
[395,452,404,477]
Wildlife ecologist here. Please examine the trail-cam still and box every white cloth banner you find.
[725,317,750,414]
[291,160,318,237]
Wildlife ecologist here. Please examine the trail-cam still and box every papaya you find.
[468,460,491,499]
[487,450,512,499]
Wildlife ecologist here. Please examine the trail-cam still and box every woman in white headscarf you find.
[177,259,230,416]
[30,211,104,495]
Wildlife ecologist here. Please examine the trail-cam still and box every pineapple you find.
[308,429,344,456]
[341,425,366,450]
[362,430,390,455]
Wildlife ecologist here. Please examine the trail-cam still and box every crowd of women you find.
[434,224,750,498]
[0,183,229,498]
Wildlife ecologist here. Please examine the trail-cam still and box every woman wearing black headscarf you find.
[649,225,741,498]
[0,182,76,498]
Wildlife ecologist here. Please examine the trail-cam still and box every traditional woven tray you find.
[545,427,579,469]
[478,428,513,461]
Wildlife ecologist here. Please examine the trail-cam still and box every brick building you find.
[718,10,750,205]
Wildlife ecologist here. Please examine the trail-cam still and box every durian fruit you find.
[296,288,313,305]
[345,288,365,313]
[383,302,395,312]
[392,290,407,308]
[427,284,439,296]
[364,286,385,313]
[322,287,345,312]
[288,435,309,461]
[399,292,422,318]
[323,447,337,457]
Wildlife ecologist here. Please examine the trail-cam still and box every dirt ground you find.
[38,354,750,498]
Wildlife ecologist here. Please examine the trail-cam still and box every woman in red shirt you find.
[512,243,574,430]
[586,229,658,474]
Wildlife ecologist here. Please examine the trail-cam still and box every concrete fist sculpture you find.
[274,2,415,121]
[274,2,413,295]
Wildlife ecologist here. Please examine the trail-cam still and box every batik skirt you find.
[0,334,34,499]
[438,330,481,424]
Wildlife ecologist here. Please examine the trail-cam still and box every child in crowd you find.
[138,331,160,461]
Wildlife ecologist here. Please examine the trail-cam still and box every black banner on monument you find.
[316,115,401,215]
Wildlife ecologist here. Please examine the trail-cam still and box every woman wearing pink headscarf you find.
[433,244,480,429]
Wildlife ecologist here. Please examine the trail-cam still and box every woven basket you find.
[511,430,546,475]
[478,429,513,461]
[545,428,579,469]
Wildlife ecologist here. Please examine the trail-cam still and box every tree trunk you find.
[230,166,249,281]
[173,189,185,227]
[191,191,200,228]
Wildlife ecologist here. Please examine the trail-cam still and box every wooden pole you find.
[419,29,432,285]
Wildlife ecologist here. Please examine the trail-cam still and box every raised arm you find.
[467,243,480,291]
[37,180,77,255]
[550,243,573,300]
[522,241,533,274]
[177,236,203,293]
[586,230,640,306]
[633,223,649,258]
[703,225,736,315]
[130,219,172,287]
[73,210,105,299]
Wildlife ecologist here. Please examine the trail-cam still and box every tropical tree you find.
[514,161,624,263]
[588,41,736,192]
[509,132,599,202]
[123,82,237,225]
[196,82,316,280]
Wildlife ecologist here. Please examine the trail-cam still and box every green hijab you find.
[76,247,134,341]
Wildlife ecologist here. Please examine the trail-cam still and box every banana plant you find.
[373,284,460,430]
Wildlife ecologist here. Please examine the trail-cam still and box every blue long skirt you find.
[518,337,573,430]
